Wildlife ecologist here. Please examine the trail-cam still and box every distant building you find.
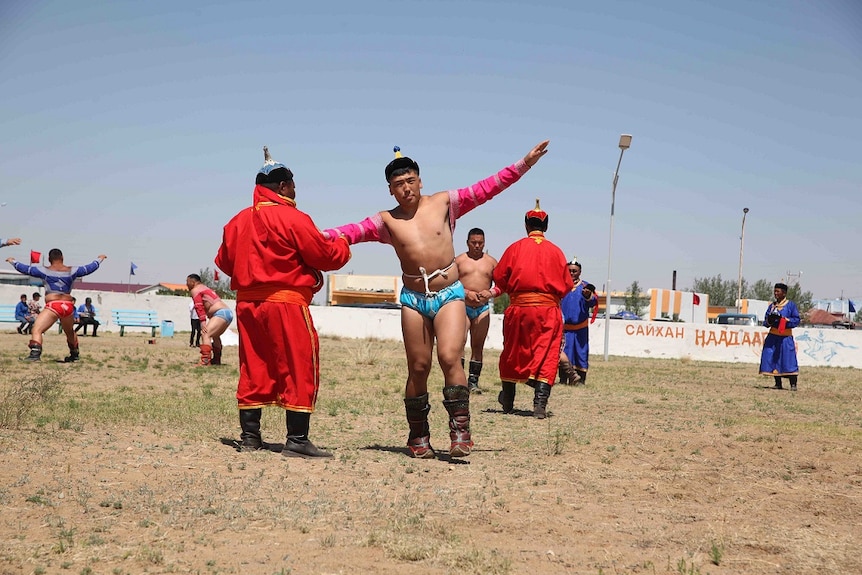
[326,274,400,307]
[1,268,193,296]
[0,270,40,287]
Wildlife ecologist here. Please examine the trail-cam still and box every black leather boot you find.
[211,342,223,365]
[498,381,516,414]
[404,394,434,459]
[467,361,482,394]
[443,385,472,457]
[64,347,80,363]
[575,370,587,385]
[533,381,552,419]
[283,411,332,458]
[789,375,798,392]
[773,376,783,390]
[239,408,263,451]
[23,341,42,362]
[558,364,569,385]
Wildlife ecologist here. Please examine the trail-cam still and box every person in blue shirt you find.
[759,283,801,391]
[14,293,34,335]
[75,297,100,337]
[560,259,597,385]
[6,248,106,362]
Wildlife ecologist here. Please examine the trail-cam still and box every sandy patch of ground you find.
[0,331,860,574]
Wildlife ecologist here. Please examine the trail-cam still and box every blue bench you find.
[111,309,159,337]
[0,304,19,324]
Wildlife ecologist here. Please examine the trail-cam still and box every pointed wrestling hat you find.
[525,198,548,223]
[255,146,294,185]
[385,146,420,182]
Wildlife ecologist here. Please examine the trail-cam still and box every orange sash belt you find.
[768,327,793,336]
[564,319,589,331]
[509,292,560,307]
[236,286,312,305]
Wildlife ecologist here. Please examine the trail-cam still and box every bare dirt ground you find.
[0,330,860,575]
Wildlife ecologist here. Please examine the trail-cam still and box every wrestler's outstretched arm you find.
[322,212,390,245]
[323,141,549,244]
[448,140,549,222]
[73,255,107,278]
[7,259,47,279]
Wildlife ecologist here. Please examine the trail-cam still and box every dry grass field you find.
[0,329,860,575]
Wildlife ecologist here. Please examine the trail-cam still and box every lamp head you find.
[743,207,749,214]
[618,134,632,150]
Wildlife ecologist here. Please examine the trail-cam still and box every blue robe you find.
[561,280,597,371]
[759,299,800,376]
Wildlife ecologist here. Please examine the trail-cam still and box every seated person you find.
[15,293,35,335]
[75,297,100,336]
[27,292,42,320]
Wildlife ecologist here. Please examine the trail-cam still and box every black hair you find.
[385,157,420,183]
[188,274,202,283]
[525,217,549,233]
[255,166,294,185]
[467,228,485,237]
[48,248,63,262]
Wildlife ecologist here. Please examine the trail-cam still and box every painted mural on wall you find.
[619,322,862,368]
[795,330,859,363]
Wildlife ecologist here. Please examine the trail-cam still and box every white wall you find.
[4,285,860,369]
[312,308,862,369]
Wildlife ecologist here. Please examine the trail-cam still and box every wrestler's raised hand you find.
[97,254,107,261]
[3,238,22,247]
[524,140,550,167]
[5,257,15,264]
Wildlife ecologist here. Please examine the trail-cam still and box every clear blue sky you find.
[1,0,860,301]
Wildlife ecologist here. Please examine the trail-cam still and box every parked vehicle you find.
[716,313,758,326]
[610,310,642,320]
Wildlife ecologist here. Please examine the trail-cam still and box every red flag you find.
[692,294,701,305]
[30,250,41,264]
[214,270,220,281]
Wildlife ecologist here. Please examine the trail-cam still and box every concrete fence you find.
[3,285,860,368]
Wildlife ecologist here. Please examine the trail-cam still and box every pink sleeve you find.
[447,159,529,232]
[322,213,390,245]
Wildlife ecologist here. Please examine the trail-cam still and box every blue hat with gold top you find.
[385,146,420,183]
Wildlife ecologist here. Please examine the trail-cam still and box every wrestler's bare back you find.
[190,283,229,316]
[379,191,459,294]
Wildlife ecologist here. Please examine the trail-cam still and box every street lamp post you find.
[737,208,749,311]
[603,134,633,362]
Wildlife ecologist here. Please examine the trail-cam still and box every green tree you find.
[624,281,648,316]
[198,267,236,300]
[156,269,235,299]
[688,274,740,307]
[748,279,774,301]
[493,293,510,314]
[786,283,813,314]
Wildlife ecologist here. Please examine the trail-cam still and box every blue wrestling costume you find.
[400,281,465,319]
